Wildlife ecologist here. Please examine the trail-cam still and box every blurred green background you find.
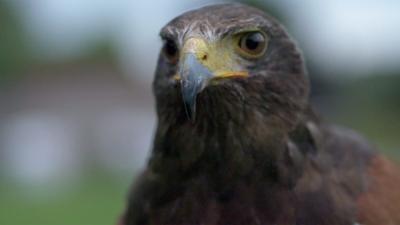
[0,0,399,225]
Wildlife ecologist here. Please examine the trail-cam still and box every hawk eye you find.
[236,31,268,58]
[162,39,179,64]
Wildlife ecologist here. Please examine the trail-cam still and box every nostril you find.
[202,54,208,61]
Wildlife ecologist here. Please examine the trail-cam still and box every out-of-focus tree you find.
[0,1,30,83]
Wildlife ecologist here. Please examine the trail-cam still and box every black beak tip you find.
[184,102,196,122]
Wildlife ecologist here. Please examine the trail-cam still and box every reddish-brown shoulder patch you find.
[357,156,400,225]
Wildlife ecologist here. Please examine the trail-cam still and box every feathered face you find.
[153,4,309,132]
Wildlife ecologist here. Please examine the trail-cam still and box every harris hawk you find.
[119,3,400,225]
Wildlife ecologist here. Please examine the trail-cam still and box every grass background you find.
[0,176,131,225]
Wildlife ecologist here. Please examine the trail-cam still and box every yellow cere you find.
[173,37,249,81]
[213,71,249,79]
[173,71,248,81]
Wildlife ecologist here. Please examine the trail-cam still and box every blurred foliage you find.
[327,74,400,158]
[0,1,30,84]
[342,74,400,111]
[0,1,117,85]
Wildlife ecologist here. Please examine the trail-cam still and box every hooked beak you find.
[175,38,249,121]
[179,53,212,121]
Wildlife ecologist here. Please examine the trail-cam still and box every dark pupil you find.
[165,40,177,57]
[245,33,263,50]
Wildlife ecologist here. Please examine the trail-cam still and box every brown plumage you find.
[119,3,400,225]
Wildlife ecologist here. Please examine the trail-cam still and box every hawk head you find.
[153,3,309,135]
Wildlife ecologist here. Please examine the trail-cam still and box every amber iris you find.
[237,31,267,58]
